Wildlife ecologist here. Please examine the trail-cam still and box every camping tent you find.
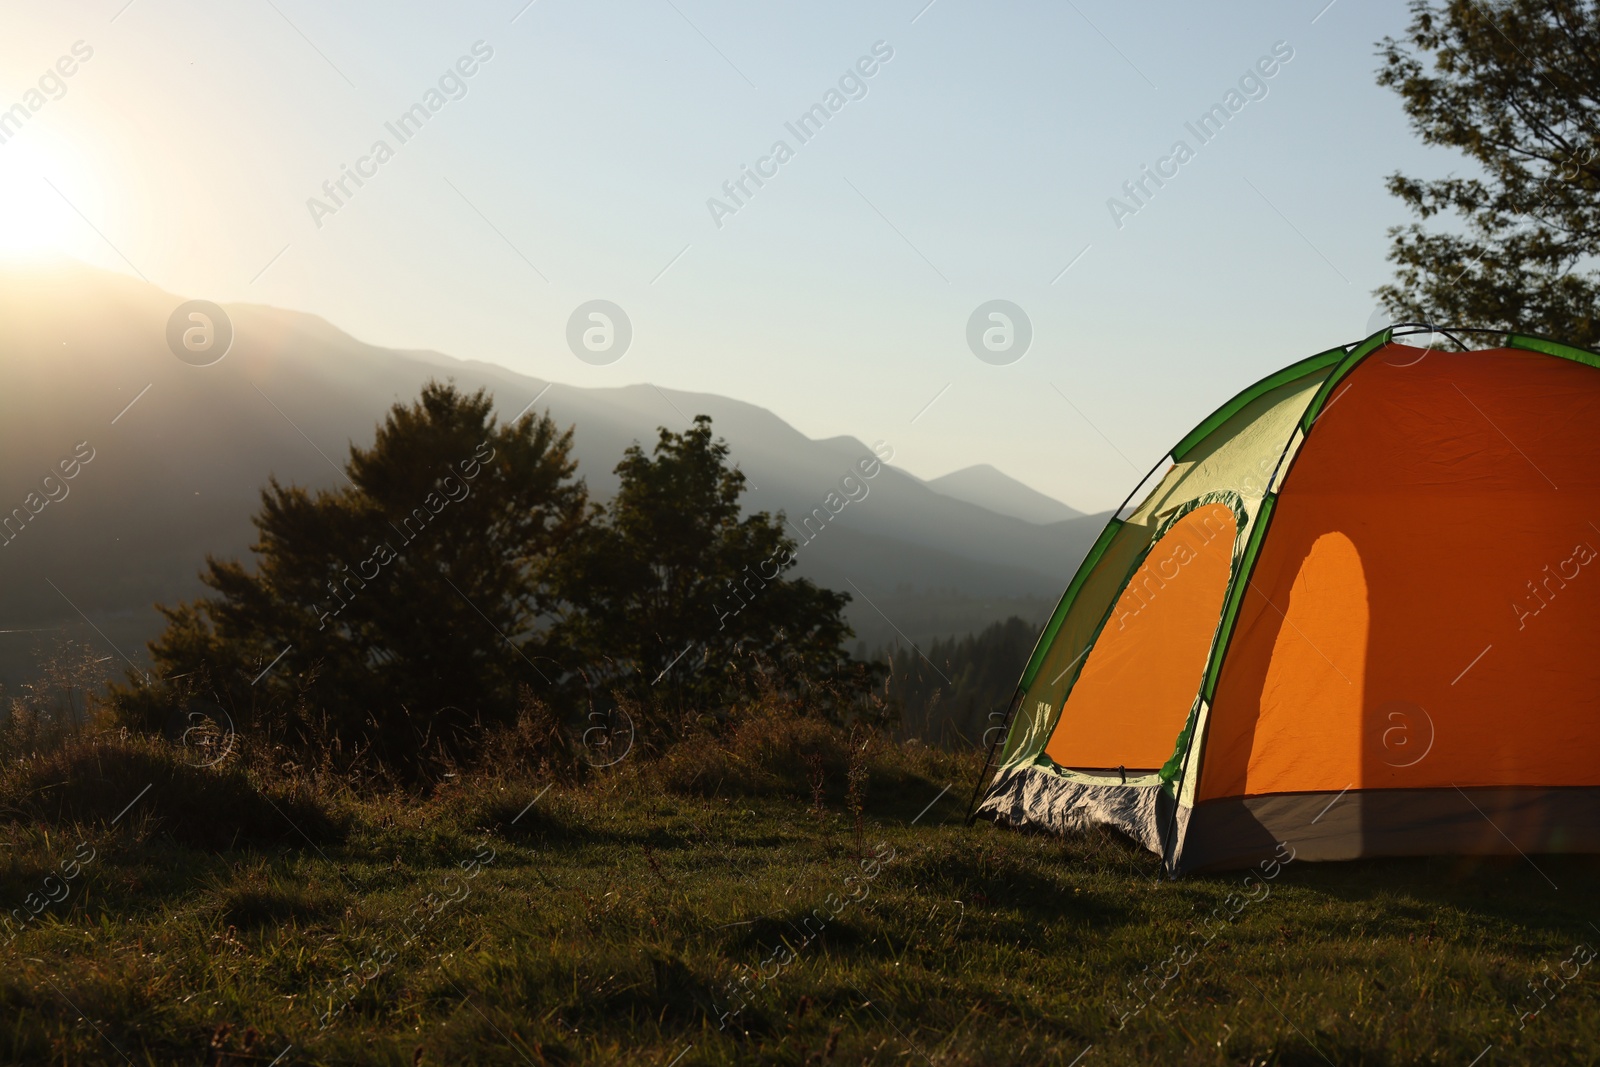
[970,328,1600,874]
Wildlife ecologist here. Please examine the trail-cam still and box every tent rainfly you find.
[970,328,1600,875]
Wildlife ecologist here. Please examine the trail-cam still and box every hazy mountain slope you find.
[926,463,1084,525]
[0,264,1106,681]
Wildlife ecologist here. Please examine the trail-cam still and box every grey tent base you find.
[976,768,1600,875]
[1179,786,1600,873]
[975,764,1183,863]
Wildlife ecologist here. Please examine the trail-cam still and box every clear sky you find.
[1,0,1442,511]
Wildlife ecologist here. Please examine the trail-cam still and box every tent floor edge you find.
[976,764,1186,869]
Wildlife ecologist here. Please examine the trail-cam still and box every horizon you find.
[2,0,1435,513]
[3,257,1099,512]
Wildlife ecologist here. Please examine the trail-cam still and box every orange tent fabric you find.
[1048,503,1237,771]
[1201,347,1600,800]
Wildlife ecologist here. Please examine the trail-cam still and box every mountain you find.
[926,464,1084,525]
[0,264,1108,684]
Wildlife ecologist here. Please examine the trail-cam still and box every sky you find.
[0,0,1446,511]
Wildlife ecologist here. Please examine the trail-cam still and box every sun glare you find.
[0,136,90,262]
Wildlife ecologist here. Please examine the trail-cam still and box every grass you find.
[0,718,1594,1066]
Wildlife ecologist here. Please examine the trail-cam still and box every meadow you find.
[0,704,1594,1066]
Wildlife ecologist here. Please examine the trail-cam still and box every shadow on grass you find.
[1252,850,1600,946]
[214,859,345,930]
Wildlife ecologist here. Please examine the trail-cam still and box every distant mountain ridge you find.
[0,264,1108,682]
[926,464,1084,525]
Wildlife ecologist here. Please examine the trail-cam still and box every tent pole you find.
[1159,710,1203,878]
[964,687,1023,826]
[962,451,1174,830]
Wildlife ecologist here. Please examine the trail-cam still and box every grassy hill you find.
[0,711,1595,1066]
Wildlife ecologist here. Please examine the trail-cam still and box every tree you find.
[117,382,586,773]
[549,416,871,719]
[1376,0,1600,345]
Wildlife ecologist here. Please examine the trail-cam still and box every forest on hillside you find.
[880,616,1038,748]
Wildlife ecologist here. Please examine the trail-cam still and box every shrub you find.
[114,383,587,780]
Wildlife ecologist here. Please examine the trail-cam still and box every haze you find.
[1,0,1429,510]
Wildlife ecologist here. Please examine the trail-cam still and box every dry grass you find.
[0,719,1591,1064]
